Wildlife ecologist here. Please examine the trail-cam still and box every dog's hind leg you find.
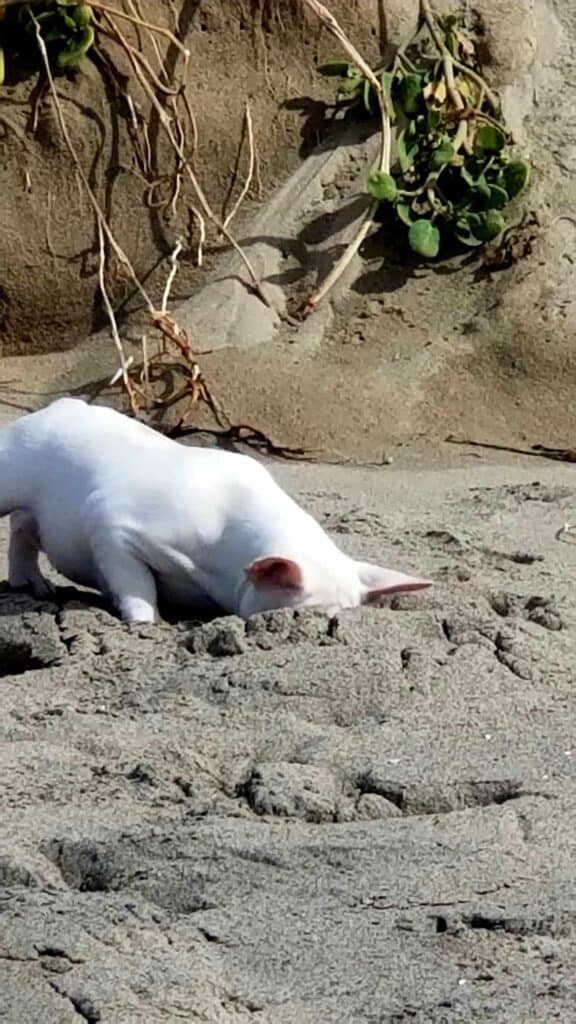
[8,511,54,598]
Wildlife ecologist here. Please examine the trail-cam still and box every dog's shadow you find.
[0,581,225,625]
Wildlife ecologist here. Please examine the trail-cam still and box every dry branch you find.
[97,219,138,411]
[90,0,191,57]
[19,0,304,457]
[101,10,272,310]
[1,0,190,55]
[30,12,153,315]
[223,101,255,230]
[161,239,183,313]
[29,9,217,430]
[298,0,392,316]
[420,0,464,111]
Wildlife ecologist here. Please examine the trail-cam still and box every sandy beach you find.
[1,429,574,1021]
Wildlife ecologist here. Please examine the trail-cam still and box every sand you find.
[1,0,575,1018]
[0,429,575,1022]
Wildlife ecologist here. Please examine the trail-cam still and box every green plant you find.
[318,5,531,260]
[0,0,94,82]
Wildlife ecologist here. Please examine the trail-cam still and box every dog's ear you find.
[356,561,432,602]
[245,557,303,590]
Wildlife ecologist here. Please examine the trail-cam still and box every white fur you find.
[0,399,430,622]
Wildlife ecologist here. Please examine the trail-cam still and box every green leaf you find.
[445,29,457,55]
[409,219,441,258]
[452,228,484,247]
[460,165,478,187]
[56,23,94,66]
[499,160,530,198]
[363,77,373,113]
[73,5,93,27]
[341,83,362,98]
[317,60,352,78]
[487,184,508,209]
[340,74,362,95]
[473,209,505,241]
[44,25,66,41]
[367,170,397,202]
[396,128,419,173]
[398,73,424,116]
[457,210,481,229]
[449,212,484,247]
[429,139,455,171]
[396,202,414,227]
[426,108,442,133]
[469,180,492,210]
[33,10,57,24]
[473,123,505,157]
[442,13,459,29]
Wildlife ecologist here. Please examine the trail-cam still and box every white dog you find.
[0,399,430,621]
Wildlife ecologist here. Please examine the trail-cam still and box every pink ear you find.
[356,561,432,603]
[245,557,304,591]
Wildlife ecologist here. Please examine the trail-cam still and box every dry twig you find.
[90,0,191,57]
[99,25,180,96]
[446,436,576,463]
[23,0,302,458]
[168,421,315,460]
[161,239,183,313]
[30,13,154,315]
[556,524,576,543]
[97,220,138,410]
[298,0,392,316]
[420,0,464,111]
[30,10,216,428]
[223,101,256,230]
[102,10,273,309]
[2,0,190,55]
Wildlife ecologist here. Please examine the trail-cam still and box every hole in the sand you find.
[469,912,506,931]
[43,839,125,893]
[356,776,525,816]
[0,642,46,677]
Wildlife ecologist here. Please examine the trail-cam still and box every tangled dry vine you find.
[8,0,283,451]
